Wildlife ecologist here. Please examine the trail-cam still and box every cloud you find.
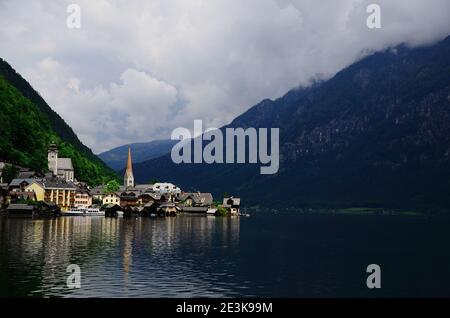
[24,58,177,152]
[1,0,450,152]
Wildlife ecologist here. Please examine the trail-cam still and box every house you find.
[102,192,121,206]
[222,197,241,215]
[120,190,140,208]
[138,201,158,216]
[48,142,75,182]
[8,178,44,191]
[43,179,77,211]
[16,168,38,179]
[180,192,213,207]
[6,204,37,217]
[74,188,92,208]
[10,191,37,202]
[137,192,159,205]
[182,206,209,213]
[151,182,181,194]
[104,204,122,217]
[24,181,45,201]
[134,184,153,192]
[159,202,178,216]
[122,205,140,217]
[160,193,176,203]
[90,186,105,202]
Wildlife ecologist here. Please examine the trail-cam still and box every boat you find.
[63,207,104,216]
[84,208,105,216]
[63,207,85,216]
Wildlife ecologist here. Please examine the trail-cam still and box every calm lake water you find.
[1,213,450,298]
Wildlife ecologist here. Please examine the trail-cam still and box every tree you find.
[2,164,18,184]
[216,206,229,217]
[104,180,120,194]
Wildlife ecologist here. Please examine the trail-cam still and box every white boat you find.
[84,208,105,216]
[63,207,85,216]
[63,207,104,216]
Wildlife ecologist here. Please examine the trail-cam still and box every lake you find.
[1,213,450,297]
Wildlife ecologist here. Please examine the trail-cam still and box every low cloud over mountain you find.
[1,0,450,152]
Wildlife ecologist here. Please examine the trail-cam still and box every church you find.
[124,146,134,187]
[48,142,75,182]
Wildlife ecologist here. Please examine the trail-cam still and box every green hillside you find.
[0,58,118,186]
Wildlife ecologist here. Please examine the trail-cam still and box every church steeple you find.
[124,146,134,187]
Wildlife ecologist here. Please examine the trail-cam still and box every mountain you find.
[99,139,176,171]
[131,35,450,211]
[0,58,117,186]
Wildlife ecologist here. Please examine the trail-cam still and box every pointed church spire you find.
[124,146,134,187]
[126,147,133,174]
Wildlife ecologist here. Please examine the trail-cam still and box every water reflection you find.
[2,214,450,297]
[0,216,240,297]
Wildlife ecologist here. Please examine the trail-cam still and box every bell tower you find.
[48,142,58,176]
[124,146,134,187]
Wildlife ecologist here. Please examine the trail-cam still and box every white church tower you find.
[48,142,58,176]
[124,146,135,188]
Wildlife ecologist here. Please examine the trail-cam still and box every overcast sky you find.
[1,0,450,153]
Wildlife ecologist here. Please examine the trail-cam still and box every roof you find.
[41,201,57,207]
[144,201,156,207]
[160,202,176,208]
[42,179,77,189]
[9,178,43,187]
[152,183,181,192]
[90,186,104,195]
[25,180,45,188]
[105,203,121,209]
[195,193,213,205]
[7,204,36,211]
[121,190,141,197]
[182,206,209,213]
[17,171,36,179]
[144,193,162,201]
[134,184,152,190]
[181,192,213,205]
[57,158,73,170]
[104,192,121,197]
[76,188,91,195]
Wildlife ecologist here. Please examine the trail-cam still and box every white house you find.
[102,192,121,205]
[150,182,181,194]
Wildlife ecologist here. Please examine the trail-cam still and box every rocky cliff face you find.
[132,35,450,210]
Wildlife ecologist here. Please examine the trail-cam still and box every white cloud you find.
[1,0,450,152]
[23,58,177,152]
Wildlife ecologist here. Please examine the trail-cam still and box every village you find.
[0,142,241,218]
